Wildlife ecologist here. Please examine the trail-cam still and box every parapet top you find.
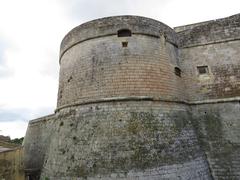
[176,13,240,47]
[60,15,178,58]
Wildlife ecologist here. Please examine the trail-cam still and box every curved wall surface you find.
[23,14,240,180]
[39,16,212,179]
[57,16,186,109]
[41,102,211,179]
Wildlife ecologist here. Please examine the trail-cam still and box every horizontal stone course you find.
[60,16,178,58]
[58,33,185,108]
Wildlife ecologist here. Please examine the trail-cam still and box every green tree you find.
[11,137,24,145]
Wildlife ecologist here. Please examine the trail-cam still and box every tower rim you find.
[59,15,178,62]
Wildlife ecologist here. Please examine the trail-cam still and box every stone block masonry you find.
[23,14,240,179]
[41,102,211,179]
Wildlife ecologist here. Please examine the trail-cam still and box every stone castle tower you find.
[23,14,240,179]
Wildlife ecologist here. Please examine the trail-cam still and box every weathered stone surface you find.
[176,13,240,48]
[0,140,24,180]
[60,16,178,59]
[191,102,240,180]
[57,31,185,109]
[40,102,211,179]
[23,114,55,179]
[180,40,240,101]
[23,14,240,179]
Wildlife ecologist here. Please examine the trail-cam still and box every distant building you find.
[0,135,10,142]
[0,136,24,179]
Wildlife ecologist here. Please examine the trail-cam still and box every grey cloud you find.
[63,0,131,22]
[0,37,9,64]
[0,107,54,122]
[0,37,14,78]
[39,50,59,79]
[0,66,13,78]
[0,111,26,122]
[61,0,171,27]
[0,40,6,65]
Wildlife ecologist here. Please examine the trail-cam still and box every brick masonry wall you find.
[58,34,186,108]
[177,13,240,102]
[41,101,212,179]
[60,16,178,57]
[191,102,240,179]
[180,39,240,101]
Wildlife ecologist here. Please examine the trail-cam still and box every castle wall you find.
[180,40,240,101]
[40,16,212,179]
[57,16,185,109]
[176,13,240,179]
[60,16,178,58]
[23,114,55,179]
[41,101,211,179]
[177,14,240,48]
[57,35,186,109]
[178,14,240,101]
[174,20,212,33]
[23,14,240,180]
[191,102,240,179]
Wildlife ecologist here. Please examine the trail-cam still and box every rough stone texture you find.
[180,40,240,101]
[58,34,185,108]
[41,102,211,179]
[60,16,178,59]
[23,14,240,179]
[23,114,55,179]
[191,102,240,180]
[176,13,240,48]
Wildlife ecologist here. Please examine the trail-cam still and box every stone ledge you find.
[189,96,240,105]
[180,37,240,49]
[55,96,240,112]
[60,16,178,59]
[28,114,55,125]
[59,33,161,63]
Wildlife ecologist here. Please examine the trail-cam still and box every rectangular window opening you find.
[122,41,128,47]
[197,66,209,75]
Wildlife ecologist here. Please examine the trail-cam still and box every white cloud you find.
[0,0,76,138]
[0,121,28,139]
[0,0,75,109]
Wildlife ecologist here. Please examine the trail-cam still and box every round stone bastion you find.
[38,16,212,179]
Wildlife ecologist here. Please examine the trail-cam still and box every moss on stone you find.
[191,109,240,179]
[59,121,64,126]
[71,165,88,179]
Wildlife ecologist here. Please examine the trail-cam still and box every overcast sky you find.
[0,0,239,138]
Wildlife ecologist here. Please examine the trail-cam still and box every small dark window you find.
[175,67,181,77]
[122,41,128,47]
[197,66,208,75]
[117,29,132,37]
